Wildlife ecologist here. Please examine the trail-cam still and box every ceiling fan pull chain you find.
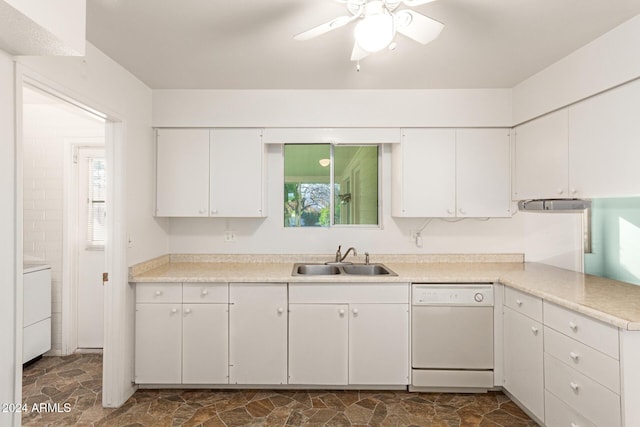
[356,60,361,72]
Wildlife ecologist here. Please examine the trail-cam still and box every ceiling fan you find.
[294,0,444,61]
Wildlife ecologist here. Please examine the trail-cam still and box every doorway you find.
[22,85,106,357]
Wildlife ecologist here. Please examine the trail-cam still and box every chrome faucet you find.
[335,245,358,263]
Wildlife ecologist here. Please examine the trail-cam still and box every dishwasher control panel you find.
[412,284,494,306]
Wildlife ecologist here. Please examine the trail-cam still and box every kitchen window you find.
[284,144,379,227]
[87,156,106,248]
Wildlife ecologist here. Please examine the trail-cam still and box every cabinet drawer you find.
[544,302,619,359]
[545,391,595,427]
[544,354,621,427]
[136,283,182,303]
[504,287,542,322]
[183,283,228,303]
[545,326,620,393]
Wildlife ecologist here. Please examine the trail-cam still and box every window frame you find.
[283,143,382,229]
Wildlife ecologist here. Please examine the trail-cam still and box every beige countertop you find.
[129,254,640,331]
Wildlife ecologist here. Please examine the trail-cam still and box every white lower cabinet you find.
[229,283,287,384]
[288,303,349,385]
[503,305,545,421]
[182,303,228,384]
[545,390,595,427]
[288,282,410,386]
[135,303,183,384]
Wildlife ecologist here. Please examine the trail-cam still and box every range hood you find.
[518,199,591,212]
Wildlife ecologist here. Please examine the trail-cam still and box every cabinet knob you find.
[447,208,454,215]
[339,309,345,316]
[569,351,579,362]
[155,290,162,296]
[570,188,577,195]
[516,299,523,306]
[570,423,580,427]
[569,321,578,331]
[557,188,564,195]
[211,209,218,215]
[198,209,206,214]
[352,308,359,315]
[531,326,539,335]
[201,289,208,296]
[459,208,467,215]
[277,307,284,314]
[170,308,178,314]
[185,308,192,314]
[569,382,580,393]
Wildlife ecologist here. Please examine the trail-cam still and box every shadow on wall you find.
[585,197,640,285]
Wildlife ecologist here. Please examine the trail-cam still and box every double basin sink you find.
[292,263,397,276]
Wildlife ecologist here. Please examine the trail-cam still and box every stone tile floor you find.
[22,354,538,426]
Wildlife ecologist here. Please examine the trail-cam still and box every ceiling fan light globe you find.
[354,13,395,52]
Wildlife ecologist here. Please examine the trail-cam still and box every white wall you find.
[16,42,168,407]
[22,101,105,355]
[153,89,513,128]
[0,48,17,427]
[513,14,640,124]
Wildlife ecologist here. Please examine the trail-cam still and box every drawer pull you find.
[569,321,578,331]
[201,289,209,296]
[277,307,284,314]
[185,308,192,314]
[155,290,162,296]
[170,308,178,314]
[531,326,539,335]
[569,381,580,393]
[339,309,345,316]
[516,299,523,306]
[569,351,579,362]
[571,423,580,427]
[352,308,359,315]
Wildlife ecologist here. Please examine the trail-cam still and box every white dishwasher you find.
[411,283,494,392]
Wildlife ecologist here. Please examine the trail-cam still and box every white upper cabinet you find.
[569,79,640,199]
[456,129,511,217]
[393,128,511,217]
[156,128,265,217]
[210,129,264,217]
[513,109,569,200]
[156,128,210,217]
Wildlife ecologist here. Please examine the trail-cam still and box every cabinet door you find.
[396,129,456,217]
[288,304,349,385]
[156,128,210,217]
[135,303,182,384]
[513,109,569,200]
[229,283,287,384]
[569,79,640,198]
[456,129,511,217]
[503,306,544,421]
[349,304,409,385]
[182,303,229,384]
[210,129,264,217]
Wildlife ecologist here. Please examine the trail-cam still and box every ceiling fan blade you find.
[294,15,358,41]
[395,9,444,44]
[401,0,438,6]
[351,42,370,61]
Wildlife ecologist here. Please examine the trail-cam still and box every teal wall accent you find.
[585,197,640,285]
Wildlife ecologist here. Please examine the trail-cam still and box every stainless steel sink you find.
[292,263,397,276]
[341,264,395,276]
[294,264,341,275]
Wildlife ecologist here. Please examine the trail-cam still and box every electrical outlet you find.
[224,230,235,242]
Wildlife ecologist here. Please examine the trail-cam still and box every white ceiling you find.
[86,0,640,90]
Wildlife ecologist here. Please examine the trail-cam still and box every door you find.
[503,306,544,420]
[229,283,287,384]
[513,109,569,200]
[76,147,106,348]
[288,304,348,385]
[210,128,264,217]
[349,303,409,385]
[134,303,182,384]
[183,303,228,384]
[156,128,210,216]
[456,129,511,217]
[398,129,456,217]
